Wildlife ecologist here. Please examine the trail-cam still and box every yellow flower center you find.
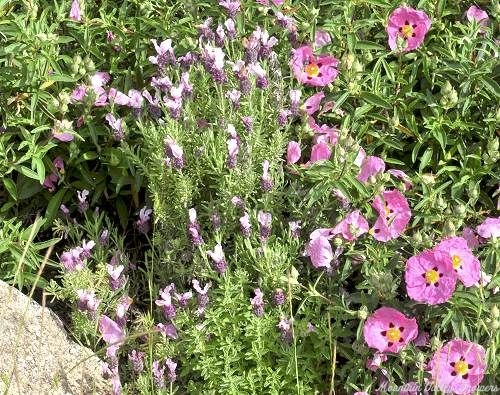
[454,360,469,376]
[305,63,320,77]
[386,327,401,342]
[401,24,414,38]
[425,269,439,284]
[452,255,461,269]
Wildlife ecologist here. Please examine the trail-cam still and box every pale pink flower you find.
[69,0,82,22]
[287,141,301,165]
[466,6,489,27]
[307,235,333,269]
[357,156,385,183]
[309,142,331,164]
[330,210,369,241]
[314,29,331,49]
[476,217,500,239]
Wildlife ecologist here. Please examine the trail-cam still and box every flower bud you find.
[357,305,368,320]
[491,305,499,319]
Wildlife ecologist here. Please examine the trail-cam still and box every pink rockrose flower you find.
[466,5,489,27]
[433,237,480,287]
[370,189,411,242]
[386,7,431,52]
[476,217,500,239]
[291,45,339,87]
[287,141,301,165]
[307,235,333,269]
[309,142,331,164]
[357,155,385,183]
[330,210,369,241]
[363,306,418,353]
[69,0,82,22]
[302,92,325,115]
[308,117,338,145]
[429,339,486,394]
[405,249,457,305]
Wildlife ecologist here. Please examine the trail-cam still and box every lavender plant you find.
[1,0,499,394]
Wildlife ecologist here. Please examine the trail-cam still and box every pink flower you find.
[71,84,87,102]
[306,235,333,269]
[302,92,324,115]
[98,315,125,346]
[476,217,500,239]
[370,189,411,242]
[309,142,331,163]
[433,237,480,287]
[308,117,338,145]
[387,169,413,190]
[69,0,82,22]
[466,6,489,27]
[386,7,431,52]
[405,249,457,305]
[330,210,369,241]
[287,141,301,165]
[314,30,331,49]
[291,45,339,87]
[363,306,418,353]
[429,339,486,394]
[256,0,283,6]
[357,156,385,183]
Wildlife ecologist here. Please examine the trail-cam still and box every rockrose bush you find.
[1,0,499,394]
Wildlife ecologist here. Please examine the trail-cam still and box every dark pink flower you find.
[308,117,338,145]
[405,249,457,305]
[69,0,82,21]
[357,156,385,183]
[370,189,411,242]
[466,6,489,27]
[291,45,339,87]
[363,306,418,353]
[302,92,324,115]
[306,235,333,269]
[309,142,331,164]
[429,339,486,394]
[287,141,301,165]
[386,7,431,52]
[433,237,480,287]
[330,210,369,241]
[476,217,500,239]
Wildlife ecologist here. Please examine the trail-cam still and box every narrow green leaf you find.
[359,91,392,109]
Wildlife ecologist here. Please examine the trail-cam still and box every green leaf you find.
[14,165,40,180]
[359,91,391,109]
[418,147,433,173]
[3,178,17,200]
[44,188,67,228]
[355,41,385,51]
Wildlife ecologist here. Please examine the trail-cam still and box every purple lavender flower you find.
[226,89,241,109]
[273,288,286,306]
[232,61,251,95]
[180,72,193,97]
[174,291,193,308]
[207,243,227,274]
[164,137,184,169]
[149,39,176,69]
[106,30,116,42]
[242,116,253,133]
[259,29,278,60]
[156,323,178,340]
[249,64,268,89]
[277,317,293,344]
[215,24,226,47]
[165,98,183,120]
[225,19,236,40]
[128,350,145,374]
[178,51,198,70]
[250,288,265,317]
[151,75,173,92]
[188,208,204,246]
[107,264,125,291]
[257,211,272,242]
[60,247,84,271]
[278,109,291,126]
[211,211,222,231]
[227,138,239,169]
[76,289,101,318]
[197,18,215,42]
[136,206,153,234]
[289,89,301,115]
[219,0,240,18]
[192,279,212,316]
[239,212,252,237]
[115,295,132,328]
[99,229,110,245]
[155,284,177,320]
[260,160,273,192]
[288,221,301,239]
[80,240,95,260]
[77,189,89,213]
[142,90,162,119]
[152,360,165,389]
[165,359,177,382]
[231,196,245,208]
[243,35,260,65]
[105,113,125,141]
